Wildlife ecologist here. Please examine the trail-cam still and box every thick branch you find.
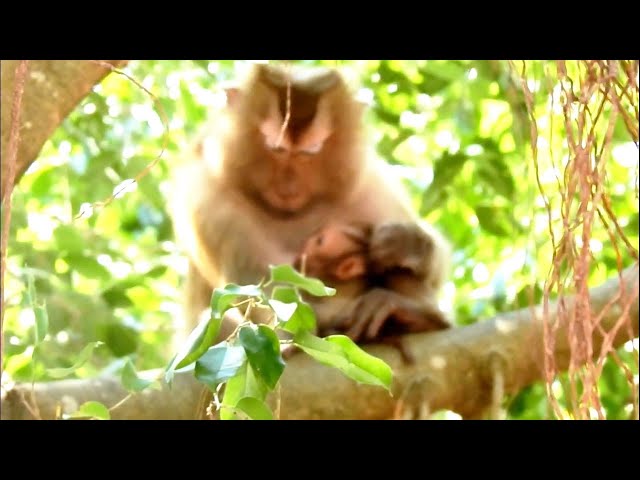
[0,60,128,198]
[2,265,637,420]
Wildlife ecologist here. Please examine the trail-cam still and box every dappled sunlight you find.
[2,60,636,420]
[434,130,457,150]
[400,111,428,130]
[429,355,447,370]
[440,281,456,315]
[18,308,36,330]
[495,318,517,334]
[25,211,58,242]
[429,410,462,420]
[624,338,639,353]
[356,87,374,105]
[471,263,490,283]
[612,142,639,168]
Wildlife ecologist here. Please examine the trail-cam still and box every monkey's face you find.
[258,149,325,213]
[226,64,362,215]
[294,223,369,281]
[251,90,335,214]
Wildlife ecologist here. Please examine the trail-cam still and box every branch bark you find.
[0,60,128,199]
[2,264,637,420]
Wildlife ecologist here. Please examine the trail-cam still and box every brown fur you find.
[294,221,450,363]
[169,63,452,349]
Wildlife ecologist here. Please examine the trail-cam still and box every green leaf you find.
[269,264,336,297]
[268,299,298,323]
[26,268,38,306]
[514,283,544,309]
[418,72,450,95]
[102,287,134,308]
[422,60,466,82]
[33,303,49,345]
[47,341,103,378]
[238,325,285,390]
[70,401,110,420]
[104,324,138,357]
[294,331,392,390]
[235,397,273,420]
[165,311,222,382]
[180,81,206,122]
[432,152,468,189]
[211,284,263,317]
[475,205,511,237]
[420,185,449,216]
[65,254,110,280]
[53,225,85,255]
[271,287,316,334]
[624,213,639,237]
[121,359,156,393]
[195,344,246,388]
[145,265,168,278]
[474,153,515,199]
[30,167,56,197]
[421,152,468,214]
[26,271,48,344]
[221,362,269,420]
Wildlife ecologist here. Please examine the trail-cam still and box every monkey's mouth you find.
[263,190,313,217]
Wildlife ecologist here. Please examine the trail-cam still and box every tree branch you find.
[0,60,128,199]
[2,265,637,420]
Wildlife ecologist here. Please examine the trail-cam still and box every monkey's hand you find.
[335,288,418,342]
[281,343,301,360]
[369,222,433,277]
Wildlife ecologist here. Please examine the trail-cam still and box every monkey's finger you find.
[346,299,381,342]
[419,307,451,330]
[346,313,371,342]
[347,292,385,340]
[393,307,424,327]
[281,344,301,360]
[333,310,355,330]
[366,307,393,340]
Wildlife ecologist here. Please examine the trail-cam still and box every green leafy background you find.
[3,60,638,419]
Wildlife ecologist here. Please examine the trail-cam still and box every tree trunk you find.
[1,60,127,198]
[2,265,637,420]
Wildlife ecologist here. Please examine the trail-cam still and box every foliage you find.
[164,265,391,419]
[2,60,638,420]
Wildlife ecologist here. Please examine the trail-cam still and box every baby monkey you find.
[293,221,450,363]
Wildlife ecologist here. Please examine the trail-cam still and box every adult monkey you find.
[170,62,451,343]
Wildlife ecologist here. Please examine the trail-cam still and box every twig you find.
[275,62,292,148]
[75,61,170,219]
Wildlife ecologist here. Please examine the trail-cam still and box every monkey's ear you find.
[334,254,366,281]
[225,88,241,108]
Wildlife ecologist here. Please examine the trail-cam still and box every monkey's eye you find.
[315,235,324,246]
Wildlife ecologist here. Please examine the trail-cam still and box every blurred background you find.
[2,60,638,419]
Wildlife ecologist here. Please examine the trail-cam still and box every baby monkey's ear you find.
[334,253,368,281]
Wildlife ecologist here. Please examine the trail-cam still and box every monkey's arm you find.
[173,162,277,286]
[171,162,281,331]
